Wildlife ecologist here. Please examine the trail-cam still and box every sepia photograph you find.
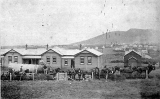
[1,0,160,99]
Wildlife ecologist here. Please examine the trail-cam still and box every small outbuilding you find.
[124,50,142,68]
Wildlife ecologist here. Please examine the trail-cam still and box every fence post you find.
[57,73,59,81]
[33,73,34,81]
[10,73,12,81]
[106,73,108,80]
[92,72,94,79]
[65,73,67,81]
[146,70,148,79]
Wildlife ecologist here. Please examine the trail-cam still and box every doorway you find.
[71,59,75,68]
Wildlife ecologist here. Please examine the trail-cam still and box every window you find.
[64,59,68,66]
[52,56,56,63]
[46,56,50,64]
[14,56,18,63]
[8,56,12,63]
[80,56,84,65]
[87,56,92,64]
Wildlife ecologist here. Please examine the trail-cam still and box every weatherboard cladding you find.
[124,50,142,67]
[3,51,23,67]
[1,48,102,57]
[1,48,103,69]
[74,53,98,70]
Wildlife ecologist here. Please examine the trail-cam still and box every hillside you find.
[72,29,160,45]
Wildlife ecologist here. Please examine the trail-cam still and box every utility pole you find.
[105,29,108,47]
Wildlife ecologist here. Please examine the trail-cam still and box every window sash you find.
[80,56,84,64]
[8,56,12,63]
[14,56,18,63]
[52,57,56,63]
[87,56,92,64]
[64,59,68,65]
[46,56,50,64]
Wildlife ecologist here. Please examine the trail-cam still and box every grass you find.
[1,80,141,99]
[2,69,160,99]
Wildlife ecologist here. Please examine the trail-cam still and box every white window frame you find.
[8,56,12,63]
[80,56,85,65]
[14,56,18,63]
[87,56,92,65]
[64,59,68,66]
[52,56,57,64]
[46,56,50,64]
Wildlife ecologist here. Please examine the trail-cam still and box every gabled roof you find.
[41,49,63,56]
[0,49,13,55]
[2,49,22,55]
[1,48,47,56]
[53,47,80,56]
[75,49,103,56]
[125,50,142,57]
[1,47,102,57]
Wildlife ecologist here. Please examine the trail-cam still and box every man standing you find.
[43,65,48,74]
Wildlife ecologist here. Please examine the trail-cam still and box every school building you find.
[0,46,103,70]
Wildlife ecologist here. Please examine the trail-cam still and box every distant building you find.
[124,50,142,68]
[124,50,152,68]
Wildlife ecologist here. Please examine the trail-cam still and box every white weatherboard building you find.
[1,47,103,71]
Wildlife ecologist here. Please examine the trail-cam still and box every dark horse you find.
[100,66,114,79]
[135,63,155,75]
[67,68,76,80]
[91,67,100,79]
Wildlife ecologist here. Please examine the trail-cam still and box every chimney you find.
[25,44,28,50]
[46,44,48,50]
[79,44,82,50]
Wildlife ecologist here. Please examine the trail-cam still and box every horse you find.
[54,68,61,73]
[91,67,100,79]
[1,72,10,80]
[135,63,155,75]
[100,66,114,79]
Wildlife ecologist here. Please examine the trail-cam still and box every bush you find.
[21,75,33,80]
[1,83,21,99]
[34,74,54,80]
[109,74,126,81]
[140,79,160,98]
[155,75,160,80]
[37,68,44,74]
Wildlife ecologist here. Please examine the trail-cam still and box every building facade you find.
[1,48,103,71]
[124,50,142,68]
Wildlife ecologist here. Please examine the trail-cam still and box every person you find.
[20,66,23,72]
[43,65,48,74]
[78,68,82,81]
[82,71,86,80]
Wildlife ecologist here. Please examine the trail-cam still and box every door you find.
[71,59,75,68]
[128,58,138,68]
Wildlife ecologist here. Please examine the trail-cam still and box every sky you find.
[0,0,160,46]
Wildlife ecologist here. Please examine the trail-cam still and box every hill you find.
[72,28,160,45]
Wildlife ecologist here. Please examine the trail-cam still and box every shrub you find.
[21,75,33,80]
[155,75,160,80]
[34,74,54,80]
[109,74,126,81]
[1,83,21,99]
[140,79,160,98]
[37,68,44,74]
